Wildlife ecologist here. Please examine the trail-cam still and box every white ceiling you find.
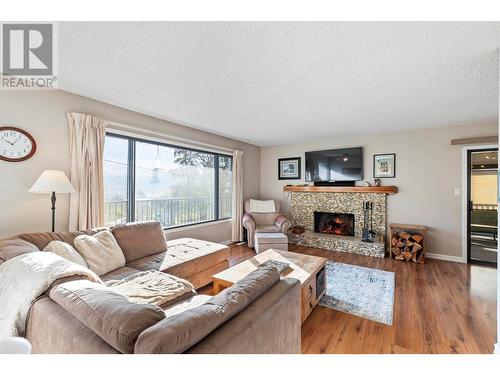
[59,22,500,146]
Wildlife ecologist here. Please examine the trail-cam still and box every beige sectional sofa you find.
[14,222,229,289]
[0,222,301,354]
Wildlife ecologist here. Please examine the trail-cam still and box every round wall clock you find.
[0,126,37,162]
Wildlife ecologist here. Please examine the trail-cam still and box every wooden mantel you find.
[283,185,398,194]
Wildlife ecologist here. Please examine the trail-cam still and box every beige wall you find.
[0,90,260,241]
[260,122,498,258]
[1,88,496,257]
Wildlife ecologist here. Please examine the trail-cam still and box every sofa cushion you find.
[134,266,280,354]
[17,230,98,250]
[254,232,288,244]
[157,290,199,310]
[50,279,165,353]
[255,225,280,233]
[163,294,212,318]
[74,230,126,276]
[43,241,88,268]
[126,238,229,279]
[101,266,141,282]
[111,221,168,263]
[167,239,230,276]
[0,239,39,262]
[125,251,181,273]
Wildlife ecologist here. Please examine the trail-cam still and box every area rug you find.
[319,261,395,325]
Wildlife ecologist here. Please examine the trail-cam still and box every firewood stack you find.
[389,224,426,264]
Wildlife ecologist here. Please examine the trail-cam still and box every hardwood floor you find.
[214,243,497,354]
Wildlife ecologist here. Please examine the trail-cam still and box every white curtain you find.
[67,112,107,231]
[231,150,244,242]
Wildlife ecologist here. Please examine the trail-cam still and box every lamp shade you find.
[29,170,76,193]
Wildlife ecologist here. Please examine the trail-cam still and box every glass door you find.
[467,148,498,265]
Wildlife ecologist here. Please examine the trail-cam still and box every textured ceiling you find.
[59,22,500,146]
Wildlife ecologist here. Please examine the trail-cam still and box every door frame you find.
[461,144,498,264]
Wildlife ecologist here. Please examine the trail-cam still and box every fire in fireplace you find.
[314,212,355,236]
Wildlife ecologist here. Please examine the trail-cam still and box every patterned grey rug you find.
[319,261,395,325]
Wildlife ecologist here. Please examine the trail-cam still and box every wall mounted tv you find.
[305,147,363,183]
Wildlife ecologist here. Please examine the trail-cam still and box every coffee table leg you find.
[212,280,223,295]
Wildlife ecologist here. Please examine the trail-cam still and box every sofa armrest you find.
[242,213,255,230]
[186,278,301,354]
[134,267,280,354]
[242,213,257,247]
[275,214,291,234]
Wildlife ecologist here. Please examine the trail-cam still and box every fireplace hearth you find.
[314,212,355,237]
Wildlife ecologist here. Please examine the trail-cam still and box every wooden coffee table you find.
[212,249,328,323]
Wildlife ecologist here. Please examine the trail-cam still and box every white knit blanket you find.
[250,199,276,213]
[0,252,101,338]
[106,271,195,307]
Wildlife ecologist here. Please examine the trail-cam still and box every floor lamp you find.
[30,170,76,232]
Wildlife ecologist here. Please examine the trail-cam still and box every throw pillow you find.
[43,241,88,268]
[74,230,126,276]
[0,239,39,262]
[249,199,276,213]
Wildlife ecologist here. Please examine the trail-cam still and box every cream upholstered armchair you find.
[242,199,291,248]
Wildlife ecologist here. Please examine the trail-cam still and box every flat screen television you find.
[305,147,363,182]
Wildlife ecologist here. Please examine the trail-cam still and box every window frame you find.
[104,132,233,229]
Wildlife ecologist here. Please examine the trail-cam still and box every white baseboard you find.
[494,343,500,354]
[426,253,466,263]
[220,240,233,245]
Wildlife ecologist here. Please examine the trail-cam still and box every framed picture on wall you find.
[278,157,301,180]
[373,153,396,178]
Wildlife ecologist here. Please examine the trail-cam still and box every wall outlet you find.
[454,188,461,196]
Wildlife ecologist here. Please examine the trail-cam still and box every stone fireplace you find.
[286,188,396,258]
[314,212,355,236]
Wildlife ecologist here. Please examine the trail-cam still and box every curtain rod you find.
[107,121,235,154]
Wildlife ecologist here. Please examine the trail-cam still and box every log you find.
[399,232,411,240]
[391,237,399,247]
[403,251,412,261]
[412,242,423,252]
[395,254,404,260]
[411,234,423,243]
[406,241,414,247]
[396,240,405,248]
[392,247,401,256]
[412,252,418,262]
